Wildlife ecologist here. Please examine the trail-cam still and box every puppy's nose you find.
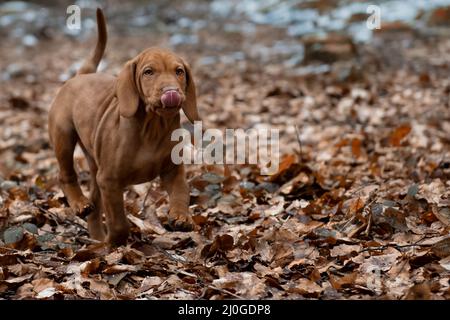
[161,87,181,108]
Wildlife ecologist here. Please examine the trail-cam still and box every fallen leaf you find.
[389,124,411,146]
[36,287,57,299]
[431,237,450,258]
[128,214,166,235]
[286,278,323,297]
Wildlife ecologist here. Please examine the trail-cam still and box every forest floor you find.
[0,0,450,299]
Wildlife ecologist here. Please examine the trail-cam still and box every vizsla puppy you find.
[48,9,199,246]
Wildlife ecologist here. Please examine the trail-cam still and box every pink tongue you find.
[161,90,181,107]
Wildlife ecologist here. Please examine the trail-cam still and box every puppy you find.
[48,9,199,246]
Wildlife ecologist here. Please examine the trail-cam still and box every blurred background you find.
[1,0,450,179]
[1,0,450,174]
[4,0,450,75]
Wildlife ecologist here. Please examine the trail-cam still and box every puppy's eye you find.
[143,69,153,76]
[176,68,184,76]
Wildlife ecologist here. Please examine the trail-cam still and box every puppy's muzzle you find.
[161,87,181,108]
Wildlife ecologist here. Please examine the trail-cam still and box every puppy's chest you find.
[124,141,172,182]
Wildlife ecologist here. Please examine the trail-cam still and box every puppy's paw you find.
[106,226,129,247]
[105,234,128,248]
[71,198,94,218]
[167,210,195,232]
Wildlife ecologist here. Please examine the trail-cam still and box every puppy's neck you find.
[118,103,180,142]
[140,109,180,140]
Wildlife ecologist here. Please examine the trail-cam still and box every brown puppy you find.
[48,9,199,246]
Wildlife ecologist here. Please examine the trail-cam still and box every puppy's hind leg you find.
[50,124,93,218]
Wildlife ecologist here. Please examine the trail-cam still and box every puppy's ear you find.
[116,61,139,117]
[182,61,200,123]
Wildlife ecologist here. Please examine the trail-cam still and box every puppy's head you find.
[115,48,199,122]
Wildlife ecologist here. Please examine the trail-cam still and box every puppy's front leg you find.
[97,173,130,246]
[161,165,194,231]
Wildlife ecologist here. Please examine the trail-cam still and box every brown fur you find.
[48,8,199,246]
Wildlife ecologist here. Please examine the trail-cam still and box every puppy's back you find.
[48,73,116,146]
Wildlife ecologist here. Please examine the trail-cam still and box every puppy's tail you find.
[77,8,107,75]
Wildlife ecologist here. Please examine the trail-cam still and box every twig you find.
[140,185,152,214]
[70,216,89,231]
[348,221,368,238]
[33,251,69,262]
[36,204,88,231]
[177,269,198,278]
[154,245,189,264]
[393,257,409,278]
[336,215,357,234]
[362,197,377,237]
[207,285,244,300]
[294,124,304,161]
[36,205,61,227]
[77,237,101,245]
[138,185,165,220]
[363,213,372,237]
[359,243,431,253]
